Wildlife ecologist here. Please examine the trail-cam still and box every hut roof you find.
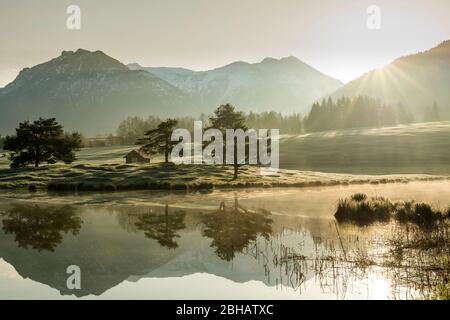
[124,149,150,159]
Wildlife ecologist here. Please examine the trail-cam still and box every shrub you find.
[335,194,446,227]
[395,201,444,226]
[395,201,415,223]
[335,195,391,225]
[351,193,367,202]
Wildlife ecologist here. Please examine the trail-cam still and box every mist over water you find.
[0,181,448,299]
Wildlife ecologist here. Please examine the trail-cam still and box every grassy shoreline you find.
[1,121,450,192]
[0,162,449,192]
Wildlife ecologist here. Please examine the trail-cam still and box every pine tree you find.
[137,119,178,163]
[3,118,82,168]
[431,101,440,121]
[209,104,248,179]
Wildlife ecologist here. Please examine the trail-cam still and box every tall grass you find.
[335,193,449,226]
[335,196,392,225]
[396,201,445,227]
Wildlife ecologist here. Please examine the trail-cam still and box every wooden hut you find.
[124,150,150,164]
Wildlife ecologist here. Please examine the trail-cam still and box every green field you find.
[0,121,449,191]
[280,121,450,174]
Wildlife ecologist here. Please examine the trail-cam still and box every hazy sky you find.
[0,0,449,86]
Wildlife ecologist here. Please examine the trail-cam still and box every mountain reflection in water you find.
[0,195,329,298]
[1,182,449,299]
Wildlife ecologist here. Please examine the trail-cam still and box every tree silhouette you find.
[0,204,82,252]
[201,197,273,261]
[208,104,249,179]
[245,111,303,134]
[303,96,414,132]
[134,205,186,249]
[137,119,178,163]
[3,118,82,168]
[424,101,440,122]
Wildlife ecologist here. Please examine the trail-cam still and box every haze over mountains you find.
[330,40,450,118]
[0,40,449,135]
[129,56,342,115]
[0,50,341,134]
[0,49,188,134]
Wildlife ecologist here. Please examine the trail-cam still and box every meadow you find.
[1,121,450,191]
[280,121,450,174]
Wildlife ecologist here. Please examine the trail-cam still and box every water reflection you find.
[0,198,281,297]
[0,187,446,299]
[201,198,272,261]
[134,205,186,249]
[0,204,82,252]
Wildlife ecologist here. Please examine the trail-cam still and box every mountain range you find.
[0,50,341,134]
[0,49,189,134]
[129,56,343,115]
[0,40,449,134]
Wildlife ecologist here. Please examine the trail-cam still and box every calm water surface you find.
[1,181,449,299]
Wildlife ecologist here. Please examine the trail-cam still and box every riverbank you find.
[0,162,449,192]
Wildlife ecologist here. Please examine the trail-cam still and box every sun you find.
[370,276,390,300]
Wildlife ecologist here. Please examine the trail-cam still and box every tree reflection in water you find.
[0,204,82,252]
[134,204,186,249]
[201,197,273,261]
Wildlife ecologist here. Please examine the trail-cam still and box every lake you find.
[0,180,449,299]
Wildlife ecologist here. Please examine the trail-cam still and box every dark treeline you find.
[116,115,201,145]
[246,111,303,134]
[0,135,4,149]
[82,95,442,147]
[79,134,121,148]
[304,96,441,132]
[305,96,409,132]
[116,112,304,145]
